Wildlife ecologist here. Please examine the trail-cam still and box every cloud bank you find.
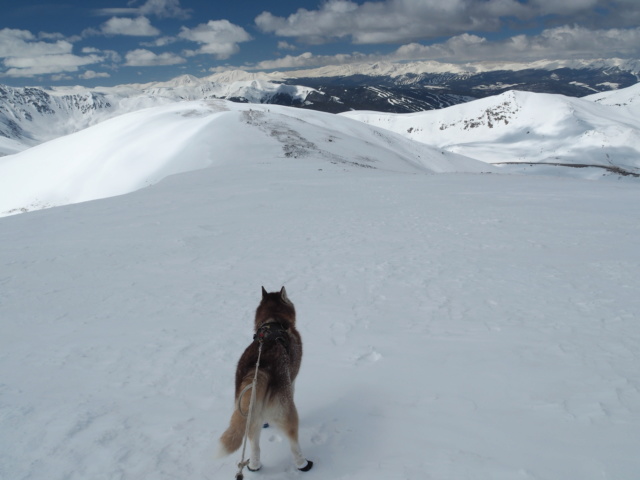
[255,0,640,45]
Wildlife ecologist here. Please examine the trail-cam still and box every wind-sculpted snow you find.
[342,85,640,178]
[0,100,494,216]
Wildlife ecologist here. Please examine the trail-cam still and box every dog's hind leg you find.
[246,374,268,472]
[273,399,313,472]
[247,419,262,471]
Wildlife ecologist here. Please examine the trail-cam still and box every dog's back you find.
[218,287,312,472]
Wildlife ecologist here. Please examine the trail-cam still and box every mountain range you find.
[2,58,639,156]
[251,58,640,113]
[1,59,639,194]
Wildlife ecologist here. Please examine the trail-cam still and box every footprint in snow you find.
[353,347,382,366]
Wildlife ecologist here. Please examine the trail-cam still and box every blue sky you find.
[1,0,639,87]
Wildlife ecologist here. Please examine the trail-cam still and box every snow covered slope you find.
[0,79,316,155]
[1,148,639,480]
[587,82,640,114]
[342,83,640,177]
[0,100,493,216]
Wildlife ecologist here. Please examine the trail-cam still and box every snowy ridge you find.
[0,100,493,216]
[342,84,640,176]
[0,80,317,155]
[121,77,315,104]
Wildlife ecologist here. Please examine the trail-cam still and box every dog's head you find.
[255,286,296,329]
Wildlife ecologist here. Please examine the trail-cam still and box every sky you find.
[1,0,640,88]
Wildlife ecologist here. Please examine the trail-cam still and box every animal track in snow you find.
[352,346,382,366]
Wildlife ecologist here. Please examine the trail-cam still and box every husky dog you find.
[217,287,313,472]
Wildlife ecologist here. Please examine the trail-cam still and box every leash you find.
[235,340,263,480]
[235,322,290,479]
[236,322,288,418]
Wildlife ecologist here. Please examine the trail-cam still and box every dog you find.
[217,286,313,472]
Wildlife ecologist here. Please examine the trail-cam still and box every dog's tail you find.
[216,373,267,458]
[216,409,246,457]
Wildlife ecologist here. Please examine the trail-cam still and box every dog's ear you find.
[262,286,268,299]
[280,286,290,303]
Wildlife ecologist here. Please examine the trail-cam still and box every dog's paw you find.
[247,464,261,472]
[298,460,313,472]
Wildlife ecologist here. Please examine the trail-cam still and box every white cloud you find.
[277,41,297,51]
[0,28,109,78]
[253,52,316,70]
[137,0,191,19]
[178,20,251,60]
[79,70,111,79]
[0,28,73,58]
[51,73,74,81]
[255,0,529,44]
[255,0,640,45]
[390,26,640,62]
[141,36,178,48]
[124,48,186,66]
[95,0,191,19]
[99,17,160,36]
[3,53,104,77]
[235,25,640,72]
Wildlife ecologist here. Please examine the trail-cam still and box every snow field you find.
[1,158,639,479]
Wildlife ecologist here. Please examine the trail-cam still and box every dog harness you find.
[254,321,290,352]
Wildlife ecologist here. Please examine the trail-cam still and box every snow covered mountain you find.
[211,58,640,113]
[2,58,639,156]
[3,81,639,206]
[342,83,640,178]
[0,99,494,216]
[0,79,317,155]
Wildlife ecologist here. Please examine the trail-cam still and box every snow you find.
[587,82,640,114]
[0,80,315,155]
[0,135,25,156]
[1,154,639,480]
[341,86,640,175]
[1,91,640,480]
[0,100,494,216]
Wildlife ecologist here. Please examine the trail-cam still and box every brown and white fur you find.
[217,287,313,472]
